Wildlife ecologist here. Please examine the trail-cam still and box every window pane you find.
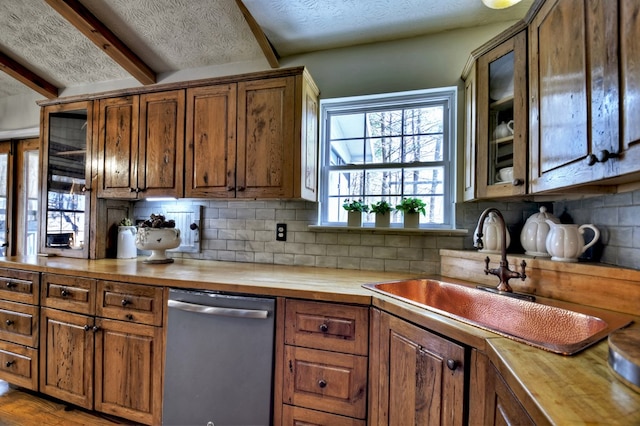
[365,169,402,195]
[403,135,443,162]
[404,106,444,134]
[330,113,364,139]
[402,167,444,195]
[327,170,364,197]
[367,110,403,136]
[368,137,402,164]
[330,139,365,165]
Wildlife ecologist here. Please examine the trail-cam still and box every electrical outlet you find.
[276,223,287,241]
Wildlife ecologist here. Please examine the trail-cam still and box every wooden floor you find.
[0,381,137,426]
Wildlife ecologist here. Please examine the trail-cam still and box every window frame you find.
[319,87,457,229]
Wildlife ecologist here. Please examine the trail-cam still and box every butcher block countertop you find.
[1,255,639,425]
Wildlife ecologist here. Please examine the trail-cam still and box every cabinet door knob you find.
[92,326,100,332]
[5,320,13,326]
[227,186,235,192]
[446,359,458,371]
[586,153,598,166]
[318,379,327,388]
[237,186,246,192]
[83,324,91,331]
[512,178,524,187]
[596,149,618,163]
[5,360,15,368]
[319,323,329,332]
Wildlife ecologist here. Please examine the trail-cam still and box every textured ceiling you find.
[0,0,533,99]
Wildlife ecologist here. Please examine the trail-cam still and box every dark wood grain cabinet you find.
[95,90,185,199]
[185,69,319,200]
[39,274,164,425]
[368,309,466,426]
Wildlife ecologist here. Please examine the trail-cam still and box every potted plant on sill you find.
[370,200,394,228]
[396,197,426,228]
[342,199,369,227]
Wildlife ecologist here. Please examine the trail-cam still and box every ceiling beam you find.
[0,51,58,99]
[235,0,279,68]
[44,0,156,85]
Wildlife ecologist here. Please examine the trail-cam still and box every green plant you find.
[370,200,394,214]
[342,198,369,213]
[119,217,133,226]
[395,197,426,215]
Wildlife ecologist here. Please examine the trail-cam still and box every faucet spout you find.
[475,208,526,292]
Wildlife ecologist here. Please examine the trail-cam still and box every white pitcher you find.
[474,211,510,254]
[545,221,600,262]
[117,226,138,259]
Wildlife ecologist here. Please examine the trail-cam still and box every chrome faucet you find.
[475,208,526,293]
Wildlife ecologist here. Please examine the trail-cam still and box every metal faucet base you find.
[476,285,536,302]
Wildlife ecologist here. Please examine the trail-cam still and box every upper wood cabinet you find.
[476,30,528,199]
[186,69,319,200]
[95,90,185,199]
[462,62,477,201]
[529,0,620,192]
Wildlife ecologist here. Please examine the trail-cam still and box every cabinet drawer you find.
[96,281,163,326]
[282,405,365,426]
[0,268,39,304]
[284,346,367,419]
[0,340,38,390]
[285,300,368,355]
[41,274,96,315]
[0,300,38,347]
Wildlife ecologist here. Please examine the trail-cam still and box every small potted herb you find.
[370,200,394,228]
[395,197,426,228]
[342,199,369,227]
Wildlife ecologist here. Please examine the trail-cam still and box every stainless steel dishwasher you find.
[163,288,276,425]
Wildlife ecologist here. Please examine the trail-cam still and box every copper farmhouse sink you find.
[363,279,632,355]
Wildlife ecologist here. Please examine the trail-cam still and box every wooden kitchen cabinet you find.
[279,299,369,424]
[469,349,536,426]
[476,29,528,199]
[0,268,40,390]
[39,274,164,425]
[368,308,466,426]
[186,69,319,200]
[462,62,477,201]
[96,90,185,199]
[529,0,619,192]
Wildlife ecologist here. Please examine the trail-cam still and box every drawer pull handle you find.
[83,324,91,332]
[92,326,100,332]
[318,379,327,388]
[61,289,69,297]
[319,323,328,332]
[5,320,13,326]
[126,314,134,321]
[5,360,14,368]
[121,299,130,306]
[446,359,458,371]
[5,282,16,289]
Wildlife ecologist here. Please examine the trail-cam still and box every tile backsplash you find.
[134,189,640,273]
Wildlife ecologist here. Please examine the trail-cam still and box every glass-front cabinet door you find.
[476,30,527,198]
[39,101,92,258]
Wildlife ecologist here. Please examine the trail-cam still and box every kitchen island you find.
[0,255,637,425]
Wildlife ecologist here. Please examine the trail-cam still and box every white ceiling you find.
[0,0,533,99]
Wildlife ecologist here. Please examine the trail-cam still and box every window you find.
[320,88,456,228]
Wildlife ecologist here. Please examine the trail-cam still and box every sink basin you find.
[363,279,633,355]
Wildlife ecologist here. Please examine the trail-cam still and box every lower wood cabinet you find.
[369,308,466,426]
[278,299,369,425]
[469,349,535,426]
[39,274,164,425]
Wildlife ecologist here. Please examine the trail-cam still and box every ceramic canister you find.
[520,206,559,257]
[474,211,510,254]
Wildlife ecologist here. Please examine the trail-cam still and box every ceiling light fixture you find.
[482,0,523,9]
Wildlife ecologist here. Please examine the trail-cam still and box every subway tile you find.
[246,241,265,252]
[337,233,361,245]
[255,230,273,242]
[274,254,295,265]
[275,210,297,220]
[383,259,411,272]
[218,251,236,261]
[619,205,640,226]
[315,256,338,269]
[294,232,316,244]
[236,252,255,262]
[245,220,267,231]
[372,246,398,259]
[397,247,423,261]
[264,241,285,253]
[284,242,305,254]
[360,234,385,246]
[361,258,385,271]
[227,240,245,251]
[254,252,274,264]
[237,209,256,220]
[256,209,276,220]
[316,233,338,244]
[305,244,327,256]
[236,230,255,241]
[338,257,361,269]
[349,245,373,258]
[384,235,411,248]
[218,229,236,240]
[294,254,316,266]
[219,209,237,219]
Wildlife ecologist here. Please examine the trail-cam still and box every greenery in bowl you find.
[342,199,369,213]
[369,200,394,214]
[119,218,133,226]
[395,197,426,215]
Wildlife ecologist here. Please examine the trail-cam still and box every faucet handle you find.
[519,260,527,281]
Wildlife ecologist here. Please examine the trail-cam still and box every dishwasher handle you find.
[168,299,269,319]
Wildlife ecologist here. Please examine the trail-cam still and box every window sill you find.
[308,225,469,236]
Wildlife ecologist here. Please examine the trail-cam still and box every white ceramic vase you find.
[520,207,559,257]
[474,211,510,253]
[347,211,362,227]
[135,227,181,264]
[116,226,137,259]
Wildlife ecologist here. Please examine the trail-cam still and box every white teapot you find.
[474,211,510,254]
[545,221,600,262]
[520,207,559,257]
